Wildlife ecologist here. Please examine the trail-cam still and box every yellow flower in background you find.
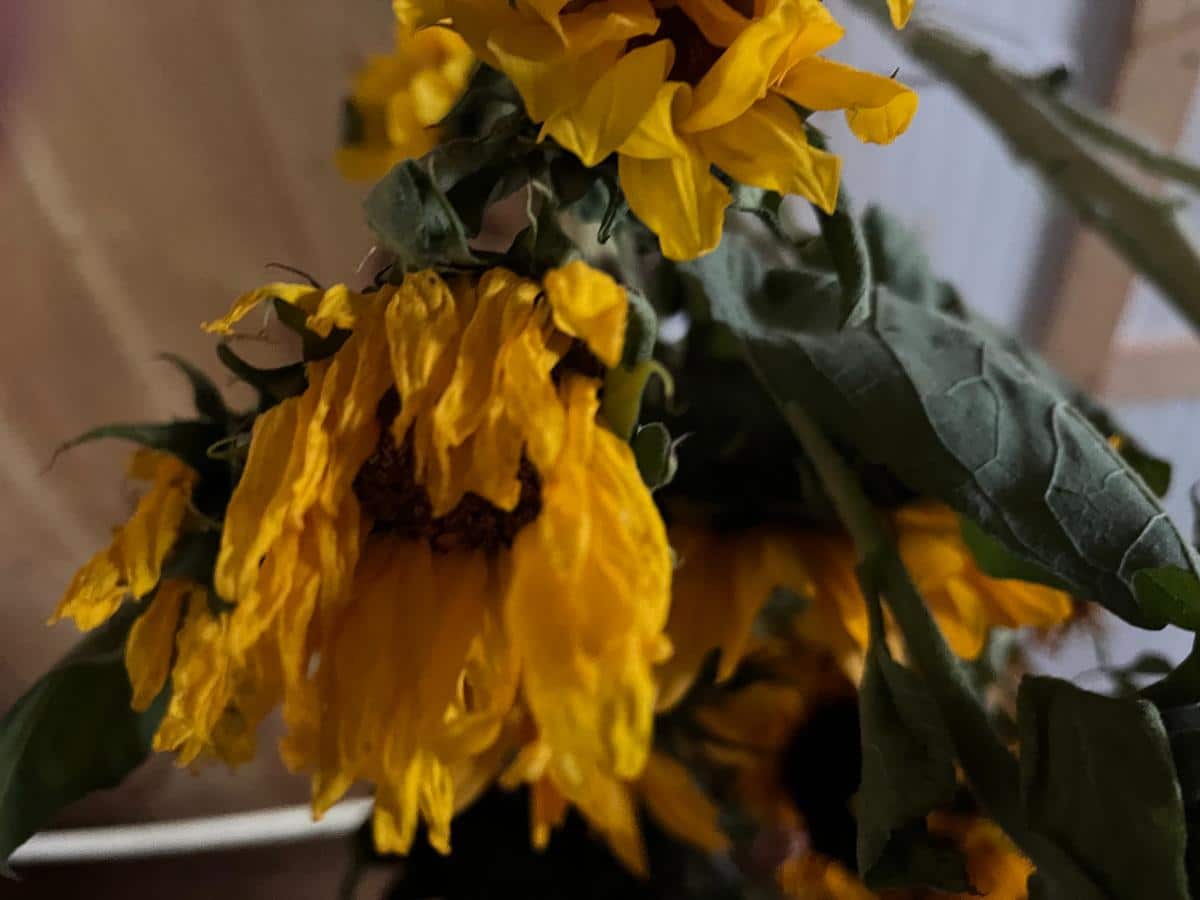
[662,501,1073,701]
[50,450,196,632]
[397,0,917,260]
[886,0,914,29]
[338,22,475,181]
[171,261,667,857]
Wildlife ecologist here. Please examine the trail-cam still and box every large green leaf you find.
[1017,676,1189,899]
[862,206,1172,499]
[680,236,1200,630]
[0,608,165,870]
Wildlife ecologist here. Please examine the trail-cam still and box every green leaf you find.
[1017,676,1189,899]
[159,354,226,422]
[631,423,678,491]
[216,342,308,404]
[507,198,578,276]
[0,607,165,870]
[829,208,1173,502]
[53,421,226,475]
[682,238,1200,630]
[365,160,479,274]
[857,636,968,891]
[1113,437,1172,498]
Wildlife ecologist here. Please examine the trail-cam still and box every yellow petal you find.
[530,776,569,849]
[541,40,673,167]
[774,56,918,145]
[888,0,915,29]
[771,0,845,78]
[695,93,840,213]
[428,268,541,514]
[213,396,306,603]
[202,282,322,335]
[542,260,629,368]
[637,751,730,852]
[51,451,196,631]
[619,148,730,261]
[152,594,234,766]
[488,33,624,123]
[125,580,190,711]
[499,305,566,472]
[618,81,692,160]
[49,552,125,631]
[505,376,672,786]
[386,270,464,448]
[676,0,749,47]
[682,0,802,133]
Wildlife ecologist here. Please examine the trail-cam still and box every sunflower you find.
[658,501,1074,705]
[337,21,475,180]
[687,644,1032,900]
[53,261,679,861]
[395,0,918,260]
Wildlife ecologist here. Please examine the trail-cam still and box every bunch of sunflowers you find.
[6,1,1200,898]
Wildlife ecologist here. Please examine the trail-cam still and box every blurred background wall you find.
[1,0,1198,896]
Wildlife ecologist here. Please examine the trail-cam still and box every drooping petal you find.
[125,579,190,711]
[619,148,730,261]
[428,269,541,514]
[311,537,487,854]
[774,56,918,145]
[152,593,235,766]
[386,270,464,447]
[637,751,730,852]
[695,93,841,213]
[505,376,672,789]
[543,260,629,368]
[51,451,196,631]
[201,283,322,335]
[541,40,673,167]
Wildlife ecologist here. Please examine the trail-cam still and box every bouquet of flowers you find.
[5,1,1200,897]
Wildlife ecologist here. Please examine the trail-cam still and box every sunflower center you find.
[629,4,728,87]
[353,392,543,553]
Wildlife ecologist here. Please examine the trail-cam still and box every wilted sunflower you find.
[658,500,1074,705]
[53,261,680,860]
[687,644,1031,900]
[337,21,475,180]
[395,0,918,260]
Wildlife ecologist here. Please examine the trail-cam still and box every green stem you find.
[1039,91,1200,193]
[774,393,1104,895]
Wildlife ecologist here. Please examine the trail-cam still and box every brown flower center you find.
[353,392,543,553]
